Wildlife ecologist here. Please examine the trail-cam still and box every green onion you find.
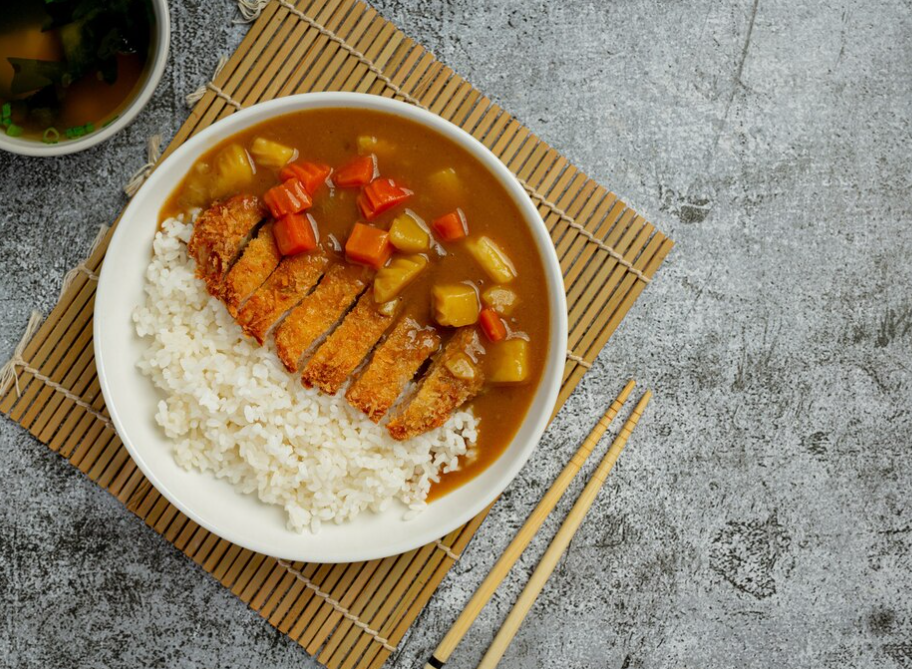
[43,127,60,144]
[1,103,10,119]
[84,122,94,133]
[1,118,9,128]
[6,124,24,137]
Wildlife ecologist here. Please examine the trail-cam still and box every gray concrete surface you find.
[2,0,910,667]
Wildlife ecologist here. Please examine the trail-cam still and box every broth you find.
[0,0,153,143]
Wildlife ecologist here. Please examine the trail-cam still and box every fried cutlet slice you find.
[220,222,282,317]
[301,289,400,395]
[386,327,485,441]
[346,318,441,422]
[236,251,328,344]
[188,194,266,295]
[273,263,370,372]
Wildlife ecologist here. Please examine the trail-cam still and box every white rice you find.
[132,217,478,533]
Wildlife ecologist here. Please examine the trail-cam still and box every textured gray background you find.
[1,0,910,667]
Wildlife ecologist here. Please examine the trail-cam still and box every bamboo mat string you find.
[124,134,163,197]
[259,0,651,284]
[235,0,270,22]
[566,353,592,369]
[276,558,398,652]
[434,540,461,561]
[186,56,244,110]
[57,225,109,300]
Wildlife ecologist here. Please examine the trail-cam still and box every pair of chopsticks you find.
[425,379,651,669]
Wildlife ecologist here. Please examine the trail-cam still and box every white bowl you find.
[0,0,170,157]
[95,93,568,562]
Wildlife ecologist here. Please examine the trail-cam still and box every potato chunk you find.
[251,137,296,167]
[488,338,529,383]
[433,283,480,327]
[482,285,519,315]
[428,167,463,203]
[374,255,428,303]
[357,135,396,156]
[388,211,430,253]
[467,236,516,283]
[213,144,255,198]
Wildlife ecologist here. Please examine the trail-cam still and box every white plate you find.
[95,93,568,562]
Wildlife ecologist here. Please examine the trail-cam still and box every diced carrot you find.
[431,208,468,242]
[263,178,312,219]
[333,154,377,187]
[274,213,318,255]
[358,178,412,220]
[345,222,393,269]
[479,308,507,342]
[280,162,332,194]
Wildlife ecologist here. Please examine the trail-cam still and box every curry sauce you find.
[163,107,551,498]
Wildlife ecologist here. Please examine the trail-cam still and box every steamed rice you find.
[132,217,478,533]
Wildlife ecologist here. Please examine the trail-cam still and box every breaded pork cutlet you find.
[187,194,266,295]
[346,318,440,422]
[273,263,370,372]
[386,327,485,440]
[301,289,400,395]
[236,251,328,344]
[220,222,282,316]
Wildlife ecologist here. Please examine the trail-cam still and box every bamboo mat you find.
[0,1,673,667]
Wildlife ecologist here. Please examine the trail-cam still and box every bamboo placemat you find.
[0,1,673,667]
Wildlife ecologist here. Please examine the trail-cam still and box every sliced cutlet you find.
[301,289,400,395]
[188,194,266,296]
[387,327,485,441]
[236,251,328,344]
[273,263,370,372]
[346,318,441,422]
[220,222,282,317]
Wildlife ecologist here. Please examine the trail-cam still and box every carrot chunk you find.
[479,307,507,342]
[358,178,412,220]
[280,162,332,194]
[333,154,377,187]
[274,213,318,256]
[345,222,393,269]
[431,208,468,242]
[263,178,312,219]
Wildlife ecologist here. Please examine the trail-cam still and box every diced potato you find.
[183,162,212,205]
[467,236,517,283]
[213,144,255,198]
[488,339,529,384]
[374,255,428,303]
[357,135,396,156]
[482,285,519,315]
[389,211,430,253]
[433,283,480,327]
[445,352,479,381]
[250,137,296,167]
[428,167,463,203]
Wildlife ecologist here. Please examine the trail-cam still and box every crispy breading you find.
[236,251,328,344]
[273,263,370,372]
[220,222,282,317]
[187,194,266,296]
[386,327,485,440]
[301,289,400,395]
[346,318,440,422]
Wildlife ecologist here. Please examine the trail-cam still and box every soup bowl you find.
[0,0,170,157]
[95,93,568,562]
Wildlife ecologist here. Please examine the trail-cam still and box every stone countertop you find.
[1,1,910,667]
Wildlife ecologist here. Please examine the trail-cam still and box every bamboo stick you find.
[476,390,652,669]
[423,379,636,669]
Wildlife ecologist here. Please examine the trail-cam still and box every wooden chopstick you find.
[424,379,637,669]
[475,389,652,669]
